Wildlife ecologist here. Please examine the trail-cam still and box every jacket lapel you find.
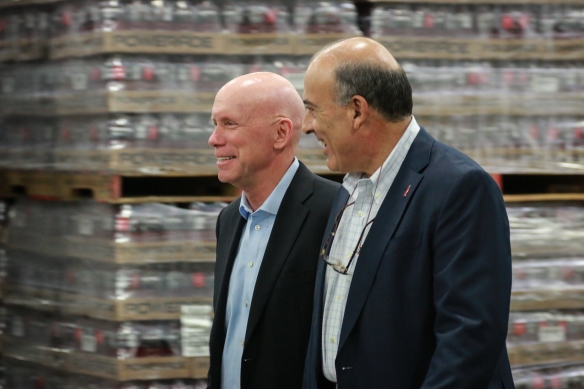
[244,163,314,343]
[338,128,434,351]
[214,207,246,328]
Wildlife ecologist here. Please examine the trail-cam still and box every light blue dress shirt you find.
[221,158,300,389]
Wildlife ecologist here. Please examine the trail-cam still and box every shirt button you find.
[337,295,341,301]
[346,252,351,258]
[255,225,260,231]
[330,337,335,344]
[375,193,381,199]
[240,341,244,346]
[248,262,253,268]
[357,211,363,217]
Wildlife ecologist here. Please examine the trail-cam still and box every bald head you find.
[307,37,412,123]
[312,37,400,70]
[217,72,305,144]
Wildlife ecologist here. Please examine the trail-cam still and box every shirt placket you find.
[244,213,264,306]
[323,200,353,380]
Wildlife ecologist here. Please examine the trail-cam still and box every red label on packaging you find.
[112,65,126,80]
[532,376,544,389]
[424,14,434,29]
[96,329,104,344]
[115,216,130,231]
[132,274,140,289]
[501,15,514,30]
[91,67,101,80]
[265,9,278,24]
[190,65,201,81]
[193,272,206,288]
[143,66,155,81]
[148,126,159,140]
[513,322,526,336]
[61,12,72,26]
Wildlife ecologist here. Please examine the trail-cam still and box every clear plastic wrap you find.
[508,203,584,259]
[293,1,359,34]
[507,311,584,366]
[508,311,584,345]
[51,0,222,36]
[6,249,215,299]
[371,3,584,40]
[0,6,50,61]
[512,363,584,388]
[2,58,583,172]
[222,1,290,34]
[7,198,225,262]
[3,306,211,358]
[513,258,584,290]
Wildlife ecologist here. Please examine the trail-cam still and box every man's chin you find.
[217,172,233,185]
[326,160,341,173]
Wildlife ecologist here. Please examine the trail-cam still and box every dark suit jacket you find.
[208,161,340,389]
[303,128,514,389]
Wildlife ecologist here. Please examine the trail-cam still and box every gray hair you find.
[334,61,413,123]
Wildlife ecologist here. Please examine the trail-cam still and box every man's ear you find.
[350,95,368,131]
[274,118,293,150]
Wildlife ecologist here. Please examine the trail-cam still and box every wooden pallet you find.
[0,0,60,9]
[4,285,213,321]
[48,31,362,59]
[3,338,210,380]
[511,287,584,312]
[375,36,584,61]
[3,91,583,116]
[0,169,240,203]
[508,340,584,367]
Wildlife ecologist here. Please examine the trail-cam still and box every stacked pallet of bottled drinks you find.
[0,0,362,174]
[506,201,584,386]
[3,2,583,174]
[1,198,227,387]
[370,1,584,173]
[0,0,363,386]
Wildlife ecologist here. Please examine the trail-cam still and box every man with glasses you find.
[207,72,339,389]
[302,38,513,389]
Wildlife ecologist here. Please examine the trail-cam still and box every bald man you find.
[207,72,339,389]
[302,38,513,389]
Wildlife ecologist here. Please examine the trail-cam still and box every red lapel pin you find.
[403,185,411,197]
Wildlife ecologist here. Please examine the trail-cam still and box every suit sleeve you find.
[421,169,512,388]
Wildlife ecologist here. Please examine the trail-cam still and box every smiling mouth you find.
[217,157,235,161]
[319,140,326,148]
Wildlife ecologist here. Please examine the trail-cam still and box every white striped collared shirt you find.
[322,116,421,382]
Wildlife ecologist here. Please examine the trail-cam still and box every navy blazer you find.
[208,162,339,389]
[303,128,514,389]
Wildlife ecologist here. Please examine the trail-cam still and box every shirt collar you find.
[342,116,421,204]
[239,158,300,220]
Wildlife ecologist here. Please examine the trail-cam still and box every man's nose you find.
[302,114,313,135]
[208,128,222,147]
